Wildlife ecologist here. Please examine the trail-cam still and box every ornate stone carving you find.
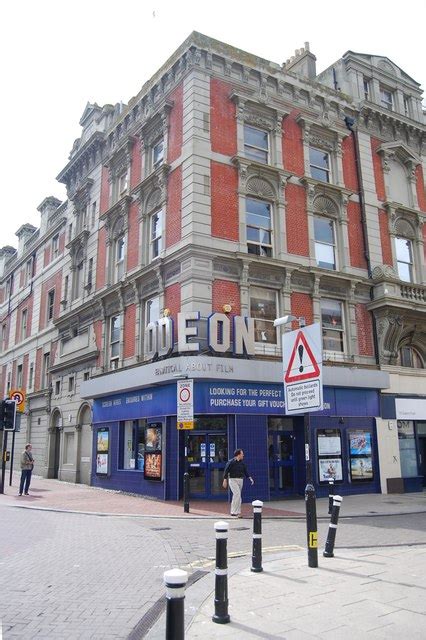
[309,134,334,151]
[371,264,397,281]
[244,112,274,131]
[247,177,275,199]
[313,195,338,216]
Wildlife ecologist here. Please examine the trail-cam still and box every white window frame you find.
[395,236,413,282]
[244,124,269,164]
[109,315,121,369]
[47,289,55,322]
[42,352,50,389]
[21,309,28,341]
[321,299,345,355]
[363,78,370,100]
[246,197,273,257]
[152,139,164,169]
[380,87,393,111]
[250,287,278,349]
[150,209,163,261]
[28,363,34,390]
[118,171,128,197]
[1,322,7,351]
[309,147,331,183]
[17,364,23,388]
[314,216,336,270]
[114,234,126,282]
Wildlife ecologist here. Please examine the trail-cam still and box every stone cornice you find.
[57,131,105,187]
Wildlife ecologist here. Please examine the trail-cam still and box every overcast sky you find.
[1,0,424,249]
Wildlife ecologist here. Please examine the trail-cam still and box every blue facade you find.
[91,381,381,500]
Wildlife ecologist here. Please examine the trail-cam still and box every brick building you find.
[1,33,425,500]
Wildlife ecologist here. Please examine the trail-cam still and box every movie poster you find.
[145,424,162,451]
[350,457,373,481]
[318,458,343,482]
[96,453,108,475]
[97,428,109,452]
[348,431,372,456]
[144,452,162,480]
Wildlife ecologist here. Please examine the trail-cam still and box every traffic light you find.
[1,399,16,431]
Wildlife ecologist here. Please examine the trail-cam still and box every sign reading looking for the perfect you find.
[282,323,323,415]
[177,379,194,430]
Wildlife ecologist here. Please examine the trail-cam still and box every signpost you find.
[176,379,194,430]
[281,321,323,568]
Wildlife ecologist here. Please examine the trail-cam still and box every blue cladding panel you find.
[235,415,269,503]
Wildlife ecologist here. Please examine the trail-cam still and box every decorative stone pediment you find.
[377,141,420,168]
[395,217,415,239]
[246,176,275,199]
[313,195,338,216]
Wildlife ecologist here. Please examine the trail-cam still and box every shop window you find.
[395,237,413,282]
[396,346,424,369]
[397,421,417,477]
[246,197,273,257]
[244,124,269,164]
[119,420,163,477]
[250,287,277,345]
[314,216,336,270]
[109,315,121,369]
[321,299,344,353]
[150,209,163,261]
[309,147,330,183]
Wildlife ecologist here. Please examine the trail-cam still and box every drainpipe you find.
[344,116,380,365]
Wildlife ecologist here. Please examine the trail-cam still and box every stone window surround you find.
[377,141,421,211]
[135,167,169,269]
[139,100,173,178]
[384,202,425,285]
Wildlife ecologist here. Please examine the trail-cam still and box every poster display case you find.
[317,428,343,483]
[96,427,110,475]
[348,429,373,482]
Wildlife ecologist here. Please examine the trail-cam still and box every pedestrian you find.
[222,449,254,518]
[19,443,34,496]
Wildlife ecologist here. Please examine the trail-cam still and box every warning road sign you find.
[282,323,323,415]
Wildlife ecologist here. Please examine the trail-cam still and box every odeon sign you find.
[144,312,256,360]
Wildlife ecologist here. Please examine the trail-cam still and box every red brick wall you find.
[94,320,103,369]
[164,283,181,324]
[211,162,239,240]
[166,166,182,248]
[371,138,386,202]
[100,166,110,215]
[342,135,359,191]
[347,201,367,269]
[34,347,42,391]
[416,165,426,212]
[212,280,241,315]
[167,83,183,164]
[22,353,29,389]
[355,304,374,356]
[96,226,107,289]
[39,271,62,331]
[290,292,313,328]
[210,79,237,156]
[286,184,309,256]
[127,201,139,270]
[11,360,17,389]
[130,137,142,189]
[123,304,136,359]
[378,209,393,266]
[282,111,304,176]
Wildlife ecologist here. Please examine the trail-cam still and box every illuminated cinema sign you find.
[144,312,256,359]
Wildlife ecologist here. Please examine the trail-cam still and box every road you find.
[1,502,426,639]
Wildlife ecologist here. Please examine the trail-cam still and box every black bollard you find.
[212,520,230,624]
[164,568,188,640]
[183,472,190,513]
[305,482,318,568]
[328,478,335,515]
[251,500,263,573]
[323,495,343,558]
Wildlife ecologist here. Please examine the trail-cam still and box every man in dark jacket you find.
[222,449,254,517]
[19,444,34,496]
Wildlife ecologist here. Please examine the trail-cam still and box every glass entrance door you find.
[187,432,228,498]
[268,431,296,495]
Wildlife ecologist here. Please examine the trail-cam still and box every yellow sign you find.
[308,531,318,548]
[177,421,194,430]
[10,388,25,413]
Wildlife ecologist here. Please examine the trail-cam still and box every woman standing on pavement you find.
[222,449,254,518]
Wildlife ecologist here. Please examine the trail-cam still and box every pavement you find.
[2,475,426,639]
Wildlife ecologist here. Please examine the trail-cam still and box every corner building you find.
[1,34,424,501]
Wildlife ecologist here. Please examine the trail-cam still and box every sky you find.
[1,0,424,249]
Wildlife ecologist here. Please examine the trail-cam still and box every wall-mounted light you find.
[163,308,171,317]
[222,304,232,314]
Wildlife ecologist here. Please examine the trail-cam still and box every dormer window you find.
[244,125,269,164]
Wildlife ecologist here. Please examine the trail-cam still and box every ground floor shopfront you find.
[81,357,389,502]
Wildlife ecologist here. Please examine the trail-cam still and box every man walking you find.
[222,449,254,518]
[19,443,34,496]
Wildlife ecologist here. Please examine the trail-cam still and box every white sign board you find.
[395,398,426,421]
[282,323,323,414]
[177,379,194,429]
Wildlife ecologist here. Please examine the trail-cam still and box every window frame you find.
[244,124,269,164]
[47,289,55,322]
[152,139,164,169]
[149,209,163,261]
[309,147,331,183]
[395,236,413,282]
[52,234,59,259]
[245,197,273,257]
[250,287,278,347]
[21,309,28,341]
[380,87,393,111]
[321,298,345,354]
[314,216,336,270]
[109,315,121,369]
[397,346,424,369]
[42,352,50,389]
[17,364,23,388]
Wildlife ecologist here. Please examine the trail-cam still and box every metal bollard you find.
[212,521,230,624]
[164,568,188,640]
[305,482,318,568]
[323,495,343,558]
[251,500,263,573]
[183,472,190,513]
[328,478,335,515]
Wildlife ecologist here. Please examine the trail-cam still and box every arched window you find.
[396,346,424,369]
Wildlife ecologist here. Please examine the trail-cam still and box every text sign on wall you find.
[177,379,194,429]
[282,323,323,415]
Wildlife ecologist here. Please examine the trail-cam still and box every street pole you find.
[0,430,8,494]
[304,412,318,567]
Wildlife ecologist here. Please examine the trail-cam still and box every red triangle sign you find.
[284,331,320,383]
